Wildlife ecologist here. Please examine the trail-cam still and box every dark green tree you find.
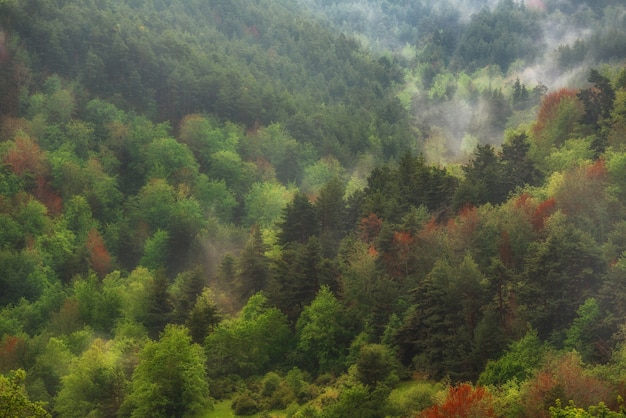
[394,255,487,380]
[267,237,337,323]
[315,177,346,239]
[578,69,616,155]
[453,144,506,209]
[355,344,399,389]
[500,132,542,191]
[578,69,616,127]
[512,77,530,110]
[144,270,173,339]
[170,266,207,325]
[186,288,221,344]
[519,213,605,345]
[237,227,271,303]
[278,192,319,246]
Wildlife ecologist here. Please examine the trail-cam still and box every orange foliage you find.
[531,197,556,231]
[499,230,514,268]
[447,205,479,248]
[50,298,83,334]
[514,193,534,213]
[3,135,47,177]
[418,216,443,251]
[521,371,557,418]
[586,158,607,180]
[424,216,439,233]
[0,335,26,373]
[359,212,383,243]
[254,157,276,182]
[86,228,112,278]
[394,230,414,245]
[383,230,416,277]
[521,353,613,417]
[553,353,612,408]
[532,88,579,138]
[0,116,30,142]
[34,175,63,216]
[419,384,496,418]
[458,205,478,234]
[246,24,261,40]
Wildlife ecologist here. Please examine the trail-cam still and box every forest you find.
[2,0,626,417]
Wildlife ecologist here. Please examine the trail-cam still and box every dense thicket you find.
[2,0,626,417]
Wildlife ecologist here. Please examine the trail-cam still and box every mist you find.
[296,0,626,164]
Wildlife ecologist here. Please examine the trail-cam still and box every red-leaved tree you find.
[3,135,47,177]
[383,230,416,278]
[359,212,383,243]
[532,88,579,139]
[86,228,112,278]
[0,335,27,373]
[531,197,556,231]
[419,383,496,418]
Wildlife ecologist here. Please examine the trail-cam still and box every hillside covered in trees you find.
[2,0,626,417]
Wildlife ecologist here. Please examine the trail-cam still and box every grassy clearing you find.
[202,399,235,418]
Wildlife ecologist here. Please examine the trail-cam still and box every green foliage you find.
[231,391,260,416]
[354,344,399,389]
[143,137,199,186]
[322,383,391,418]
[296,286,352,375]
[205,293,292,378]
[28,336,74,403]
[193,176,237,224]
[519,212,606,344]
[278,192,320,246]
[208,150,256,196]
[72,273,122,334]
[387,380,439,417]
[0,369,51,418]
[140,230,169,271]
[54,339,126,418]
[185,288,221,344]
[478,330,547,386]
[2,0,626,416]
[122,325,210,418]
[549,399,623,418]
[267,236,338,322]
[0,248,44,305]
[236,228,271,302]
[564,298,611,364]
[453,144,507,209]
[302,157,346,195]
[395,254,488,380]
[244,181,292,228]
[454,1,541,72]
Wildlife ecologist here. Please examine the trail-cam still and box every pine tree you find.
[237,227,271,302]
[278,192,319,246]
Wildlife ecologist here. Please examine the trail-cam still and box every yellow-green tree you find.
[0,369,50,418]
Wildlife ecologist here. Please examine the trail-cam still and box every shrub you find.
[232,391,260,416]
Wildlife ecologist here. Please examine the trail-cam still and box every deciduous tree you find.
[122,325,210,418]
